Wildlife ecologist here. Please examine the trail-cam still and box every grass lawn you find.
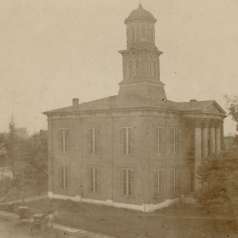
[22,198,237,238]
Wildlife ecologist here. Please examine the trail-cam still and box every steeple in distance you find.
[9,113,15,132]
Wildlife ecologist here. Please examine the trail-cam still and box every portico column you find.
[202,121,209,159]
[194,125,202,190]
[215,122,221,154]
[221,122,224,151]
[210,126,216,154]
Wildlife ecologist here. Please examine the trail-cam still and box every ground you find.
[0,216,55,238]
[21,198,237,238]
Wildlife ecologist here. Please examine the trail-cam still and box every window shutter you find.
[128,128,133,154]
[160,128,166,154]
[166,128,170,154]
[169,169,172,193]
[175,168,179,193]
[87,129,92,154]
[159,170,164,194]
[64,167,66,189]
[169,128,176,153]
[169,128,172,152]
[58,167,61,188]
[96,128,100,154]
[88,168,92,192]
[154,128,159,153]
[65,130,70,152]
[120,129,126,154]
[122,169,127,195]
[60,167,64,189]
[95,168,98,193]
[160,169,166,195]
[170,168,176,193]
[65,166,70,189]
[128,169,134,196]
[154,170,159,196]
[175,128,180,153]
[155,128,165,154]
[58,130,63,152]
[174,168,176,193]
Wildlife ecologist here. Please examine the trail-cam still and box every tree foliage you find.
[196,149,238,217]
[0,130,48,200]
[224,95,238,131]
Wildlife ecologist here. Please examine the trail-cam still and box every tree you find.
[23,130,48,192]
[196,150,238,219]
[0,133,8,166]
[14,130,48,198]
[0,129,48,201]
[225,95,238,133]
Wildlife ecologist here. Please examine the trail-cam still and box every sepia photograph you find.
[0,0,238,237]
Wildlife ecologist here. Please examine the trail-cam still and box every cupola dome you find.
[125,4,157,24]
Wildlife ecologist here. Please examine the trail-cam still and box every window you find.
[88,128,96,154]
[131,27,135,42]
[169,128,179,153]
[149,62,153,75]
[128,61,133,79]
[155,127,164,153]
[153,61,157,78]
[170,168,177,193]
[121,127,133,154]
[175,128,180,152]
[122,168,134,196]
[89,167,98,193]
[136,59,140,75]
[154,169,162,195]
[59,166,69,190]
[141,25,146,41]
[58,129,69,152]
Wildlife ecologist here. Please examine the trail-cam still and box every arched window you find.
[153,61,157,79]
[128,61,133,79]
[127,27,130,43]
[141,25,146,41]
[131,27,135,43]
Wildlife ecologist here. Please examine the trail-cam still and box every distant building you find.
[9,117,28,139]
[15,128,28,139]
[44,5,226,212]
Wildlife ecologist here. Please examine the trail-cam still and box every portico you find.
[186,117,224,190]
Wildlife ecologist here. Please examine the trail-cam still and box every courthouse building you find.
[44,5,226,211]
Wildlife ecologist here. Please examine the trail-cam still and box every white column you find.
[221,122,224,151]
[202,127,209,159]
[194,127,202,190]
[210,127,216,154]
[216,126,221,153]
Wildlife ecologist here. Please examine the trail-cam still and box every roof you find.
[125,4,157,24]
[44,96,118,115]
[44,96,226,117]
[169,100,226,115]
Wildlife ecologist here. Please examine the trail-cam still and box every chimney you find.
[72,98,79,107]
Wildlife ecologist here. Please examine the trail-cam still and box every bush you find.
[196,149,238,217]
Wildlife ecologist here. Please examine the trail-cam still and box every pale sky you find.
[0,0,237,134]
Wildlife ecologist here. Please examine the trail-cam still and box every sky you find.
[0,0,237,135]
